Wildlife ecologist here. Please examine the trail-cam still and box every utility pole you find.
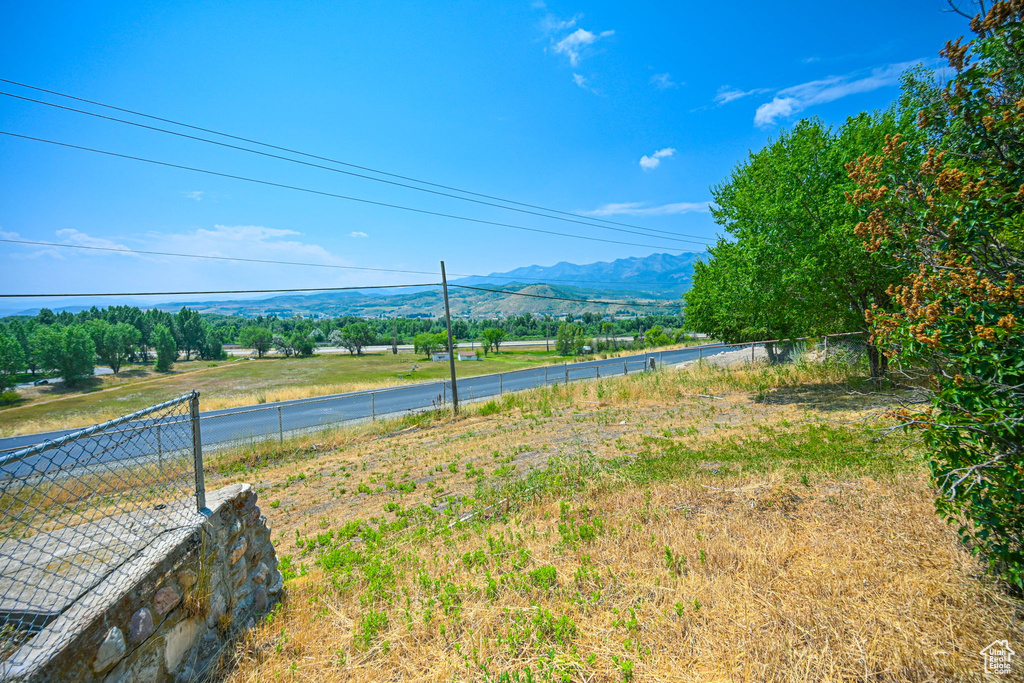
[440,261,460,415]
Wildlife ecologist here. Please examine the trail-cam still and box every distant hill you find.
[454,252,704,296]
[4,252,705,318]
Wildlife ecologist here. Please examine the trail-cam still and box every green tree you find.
[413,332,446,357]
[847,3,1024,588]
[686,108,919,375]
[175,307,205,361]
[292,332,315,357]
[33,325,96,386]
[0,333,25,391]
[239,326,274,358]
[340,323,374,356]
[555,322,588,356]
[153,324,177,372]
[481,327,506,353]
[93,322,140,374]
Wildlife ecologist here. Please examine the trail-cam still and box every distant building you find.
[457,350,478,361]
[432,351,451,361]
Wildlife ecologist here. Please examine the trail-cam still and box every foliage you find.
[153,324,177,372]
[413,332,447,357]
[0,333,25,391]
[339,322,374,356]
[87,320,140,374]
[32,325,96,386]
[685,107,922,375]
[847,2,1024,588]
[481,327,506,353]
[555,323,590,356]
[239,326,274,358]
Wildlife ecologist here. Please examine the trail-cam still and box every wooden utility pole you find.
[440,261,459,415]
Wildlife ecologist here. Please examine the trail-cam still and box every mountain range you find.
[3,252,706,318]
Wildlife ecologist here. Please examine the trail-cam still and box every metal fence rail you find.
[0,391,204,664]
[179,333,866,451]
[0,334,868,461]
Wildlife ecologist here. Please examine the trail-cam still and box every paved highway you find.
[0,343,729,477]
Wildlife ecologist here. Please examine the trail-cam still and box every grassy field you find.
[196,359,1023,682]
[0,345,656,438]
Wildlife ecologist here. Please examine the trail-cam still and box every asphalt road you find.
[0,343,728,477]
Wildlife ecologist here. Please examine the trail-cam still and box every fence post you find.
[824,335,829,361]
[545,366,548,384]
[698,346,703,361]
[371,392,376,420]
[277,406,283,445]
[751,343,755,362]
[499,373,503,394]
[156,423,162,465]
[443,382,447,405]
[564,364,568,384]
[624,361,628,375]
[189,391,206,513]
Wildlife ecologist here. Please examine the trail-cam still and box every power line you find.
[0,77,710,240]
[0,283,439,298]
[0,131,708,251]
[451,284,683,309]
[0,90,705,245]
[0,238,698,287]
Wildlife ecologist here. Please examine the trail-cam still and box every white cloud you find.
[802,56,820,64]
[539,12,579,35]
[552,28,614,67]
[349,231,368,238]
[56,228,138,254]
[650,73,679,90]
[752,59,929,127]
[581,201,711,217]
[184,190,204,201]
[714,86,771,105]
[572,73,589,89]
[638,147,676,172]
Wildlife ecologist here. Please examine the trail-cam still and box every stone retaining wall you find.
[4,484,281,682]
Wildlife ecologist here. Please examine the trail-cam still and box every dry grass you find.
[207,360,1021,682]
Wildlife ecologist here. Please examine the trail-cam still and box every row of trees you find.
[687,2,1023,589]
[0,306,226,389]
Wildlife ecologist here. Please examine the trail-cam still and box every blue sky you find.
[0,1,967,308]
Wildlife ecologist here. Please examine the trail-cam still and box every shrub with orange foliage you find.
[848,1,1024,589]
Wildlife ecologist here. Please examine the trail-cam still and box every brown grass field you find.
[200,359,1022,682]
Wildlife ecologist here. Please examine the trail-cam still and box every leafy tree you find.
[33,325,96,385]
[273,334,295,358]
[481,327,506,353]
[239,326,274,358]
[847,3,1024,588]
[686,108,919,375]
[198,325,228,360]
[292,332,315,357]
[0,333,24,391]
[175,307,205,361]
[555,323,588,356]
[340,323,374,356]
[153,324,177,372]
[413,332,446,357]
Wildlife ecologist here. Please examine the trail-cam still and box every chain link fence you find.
[159,333,865,452]
[0,333,869,466]
[0,391,205,666]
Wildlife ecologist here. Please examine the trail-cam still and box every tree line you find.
[686,2,1023,589]
[0,305,227,390]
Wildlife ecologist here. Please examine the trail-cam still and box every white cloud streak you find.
[714,86,771,105]
[639,147,675,172]
[756,60,926,126]
[552,27,614,67]
[650,73,679,90]
[184,191,204,201]
[581,201,710,217]
[349,231,368,238]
